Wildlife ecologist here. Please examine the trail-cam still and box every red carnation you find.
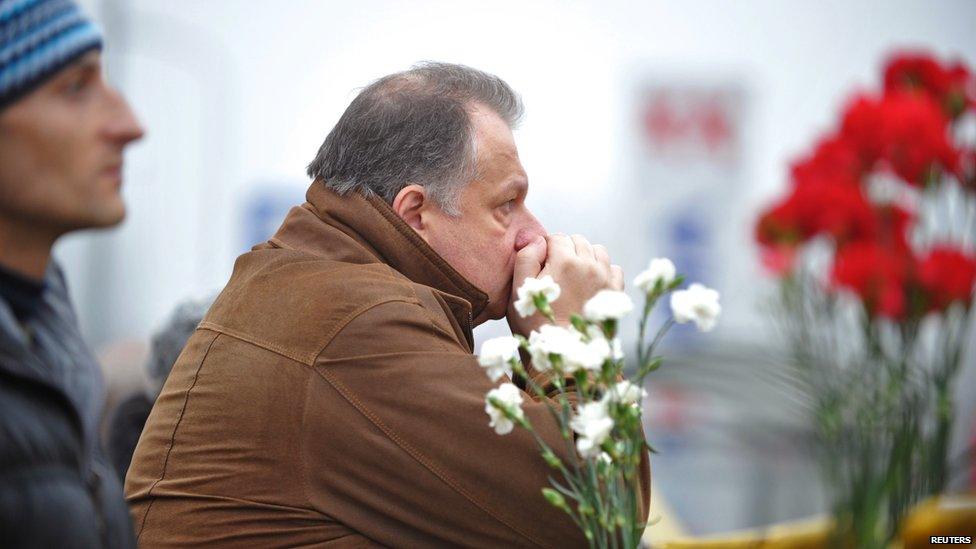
[791,134,866,188]
[840,94,885,168]
[883,52,975,118]
[840,92,958,187]
[756,194,804,247]
[876,92,958,186]
[756,181,913,254]
[831,241,914,320]
[758,244,799,277]
[756,195,805,276]
[800,181,878,245]
[871,204,915,253]
[755,181,875,248]
[917,246,976,312]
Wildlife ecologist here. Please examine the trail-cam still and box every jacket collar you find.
[269,181,490,323]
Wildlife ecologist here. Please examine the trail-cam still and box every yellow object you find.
[648,494,976,549]
[897,495,976,549]
[654,516,831,549]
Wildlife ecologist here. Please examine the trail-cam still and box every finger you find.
[545,233,575,261]
[513,235,548,287]
[593,244,611,270]
[610,264,624,290]
[570,234,595,260]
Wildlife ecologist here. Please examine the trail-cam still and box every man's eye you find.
[500,200,516,214]
[64,74,92,96]
[68,79,86,93]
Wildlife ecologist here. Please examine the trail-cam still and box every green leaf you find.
[668,275,685,291]
[639,357,663,377]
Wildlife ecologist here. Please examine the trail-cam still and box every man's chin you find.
[92,202,126,229]
[64,201,126,232]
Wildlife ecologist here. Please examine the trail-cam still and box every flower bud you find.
[542,488,569,512]
[541,449,562,469]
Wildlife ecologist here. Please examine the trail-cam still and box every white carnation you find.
[571,400,615,458]
[528,325,583,372]
[478,336,520,382]
[583,325,624,362]
[670,283,721,332]
[571,337,611,372]
[485,383,524,435]
[514,275,561,318]
[633,258,676,293]
[611,338,624,361]
[604,379,648,406]
[583,290,634,322]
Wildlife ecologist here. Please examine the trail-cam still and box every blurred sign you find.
[241,183,307,252]
[632,83,747,345]
[640,88,742,165]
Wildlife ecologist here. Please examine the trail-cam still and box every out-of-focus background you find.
[64,0,976,539]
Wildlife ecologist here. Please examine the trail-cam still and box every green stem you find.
[636,295,657,366]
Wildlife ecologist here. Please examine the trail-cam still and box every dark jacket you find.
[0,264,135,548]
[126,182,650,547]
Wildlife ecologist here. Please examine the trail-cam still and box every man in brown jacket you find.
[126,62,650,547]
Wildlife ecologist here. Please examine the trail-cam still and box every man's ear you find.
[392,184,428,234]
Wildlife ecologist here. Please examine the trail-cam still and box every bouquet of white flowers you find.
[480,258,720,548]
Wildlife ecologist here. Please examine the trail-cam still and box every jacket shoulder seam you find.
[317,297,460,360]
[197,321,316,365]
[313,296,422,358]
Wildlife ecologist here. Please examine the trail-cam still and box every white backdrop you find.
[58,0,976,350]
[54,0,976,534]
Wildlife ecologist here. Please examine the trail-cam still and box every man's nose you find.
[514,210,547,252]
[103,86,145,145]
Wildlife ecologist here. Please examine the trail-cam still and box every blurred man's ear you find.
[392,184,428,234]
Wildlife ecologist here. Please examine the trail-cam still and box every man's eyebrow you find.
[61,55,100,77]
[504,178,529,197]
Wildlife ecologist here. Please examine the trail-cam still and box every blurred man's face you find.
[0,51,144,235]
[422,104,547,323]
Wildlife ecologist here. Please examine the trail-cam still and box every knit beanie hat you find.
[0,0,102,109]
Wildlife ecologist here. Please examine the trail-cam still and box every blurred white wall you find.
[55,0,976,349]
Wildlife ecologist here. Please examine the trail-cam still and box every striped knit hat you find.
[0,0,102,109]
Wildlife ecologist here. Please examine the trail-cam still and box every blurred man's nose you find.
[514,209,547,252]
[103,86,145,145]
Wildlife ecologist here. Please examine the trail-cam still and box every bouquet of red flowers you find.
[756,51,975,547]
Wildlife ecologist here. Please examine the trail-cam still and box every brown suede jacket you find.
[125,182,650,548]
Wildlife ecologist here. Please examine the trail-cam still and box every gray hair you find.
[306,62,523,215]
[144,295,215,398]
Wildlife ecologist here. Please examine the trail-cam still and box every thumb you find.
[512,235,547,289]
